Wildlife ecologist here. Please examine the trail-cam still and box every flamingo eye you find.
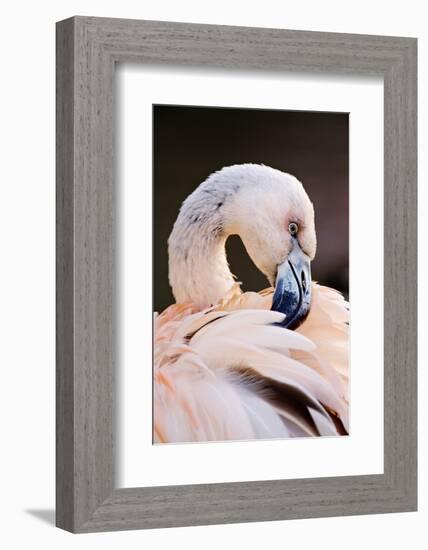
[288,222,299,236]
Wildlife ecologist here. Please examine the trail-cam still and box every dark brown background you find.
[153,105,349,313]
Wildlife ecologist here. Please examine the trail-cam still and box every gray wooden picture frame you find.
[56,16,417,533]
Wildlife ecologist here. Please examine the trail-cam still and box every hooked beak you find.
[271,238,312,329]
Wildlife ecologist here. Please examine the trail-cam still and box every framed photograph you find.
[56,16,417,532]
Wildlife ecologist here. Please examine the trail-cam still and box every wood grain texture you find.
[56,18,75,532]
[56,16,417,533]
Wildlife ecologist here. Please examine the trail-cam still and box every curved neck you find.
[167,164,293,309]
[168,214,236,309]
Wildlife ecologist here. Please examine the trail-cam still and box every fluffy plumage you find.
[155,164,349,443]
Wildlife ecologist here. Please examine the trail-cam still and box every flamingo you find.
[154,164,349,443]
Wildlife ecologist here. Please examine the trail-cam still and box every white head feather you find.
[168,164,316,308]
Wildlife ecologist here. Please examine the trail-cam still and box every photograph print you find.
[153,105,349,444]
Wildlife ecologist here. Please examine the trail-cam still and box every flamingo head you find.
[221,165,317,329]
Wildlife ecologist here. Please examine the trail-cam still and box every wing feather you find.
[154,282,349,442]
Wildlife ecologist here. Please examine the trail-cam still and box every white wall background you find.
[0,1,425,548]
